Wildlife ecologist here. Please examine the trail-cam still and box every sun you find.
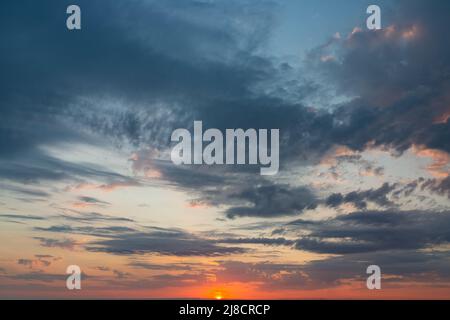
[207,288,229,300]
[214,291,223,300]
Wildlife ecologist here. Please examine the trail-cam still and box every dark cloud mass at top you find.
[2,0,450,185]
[308,0,450,154]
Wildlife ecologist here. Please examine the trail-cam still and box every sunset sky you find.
[1,0,450,299]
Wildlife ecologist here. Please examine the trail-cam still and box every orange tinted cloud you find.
[187,200,210,209]
[412,145,450,178]
[320,145,357,166]
[402,25,420,39]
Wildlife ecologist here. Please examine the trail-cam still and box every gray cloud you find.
[128,261,195,271]
[325,183,398,210]
[34,237,78,250]
[292,210,450,254]
[0,0,279,156]
[112,269,131,279]
[58,211,134,223]
[35,225,136,237]
[76,196,110,206]
[17,257,52,270]
[0,214,44,221]
[139,160,320,218]
[224,184,318,219]
[0,184,51,198]
[36,223,247,257]
[9,272,68,283]
[216,237,295,246]
[86,229,247,256]
[306,0,450,155]
[422,176,450,199]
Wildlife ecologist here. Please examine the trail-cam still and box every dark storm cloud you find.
[306,0,450,155]
[149,158,409,218]
[223,185,317,219]
[86,233,246,257]
[195,179,398,218]
[209,206,450,254]
[36,222,247,256]
[292,210,450,254]
[203,180,318,219]
[86,230,247,256]
[208,182,316,218]
[325,183,397,210]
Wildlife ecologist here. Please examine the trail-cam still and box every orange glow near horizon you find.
[207,288,229,300]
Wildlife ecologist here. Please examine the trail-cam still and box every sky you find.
[1,0,450,299]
